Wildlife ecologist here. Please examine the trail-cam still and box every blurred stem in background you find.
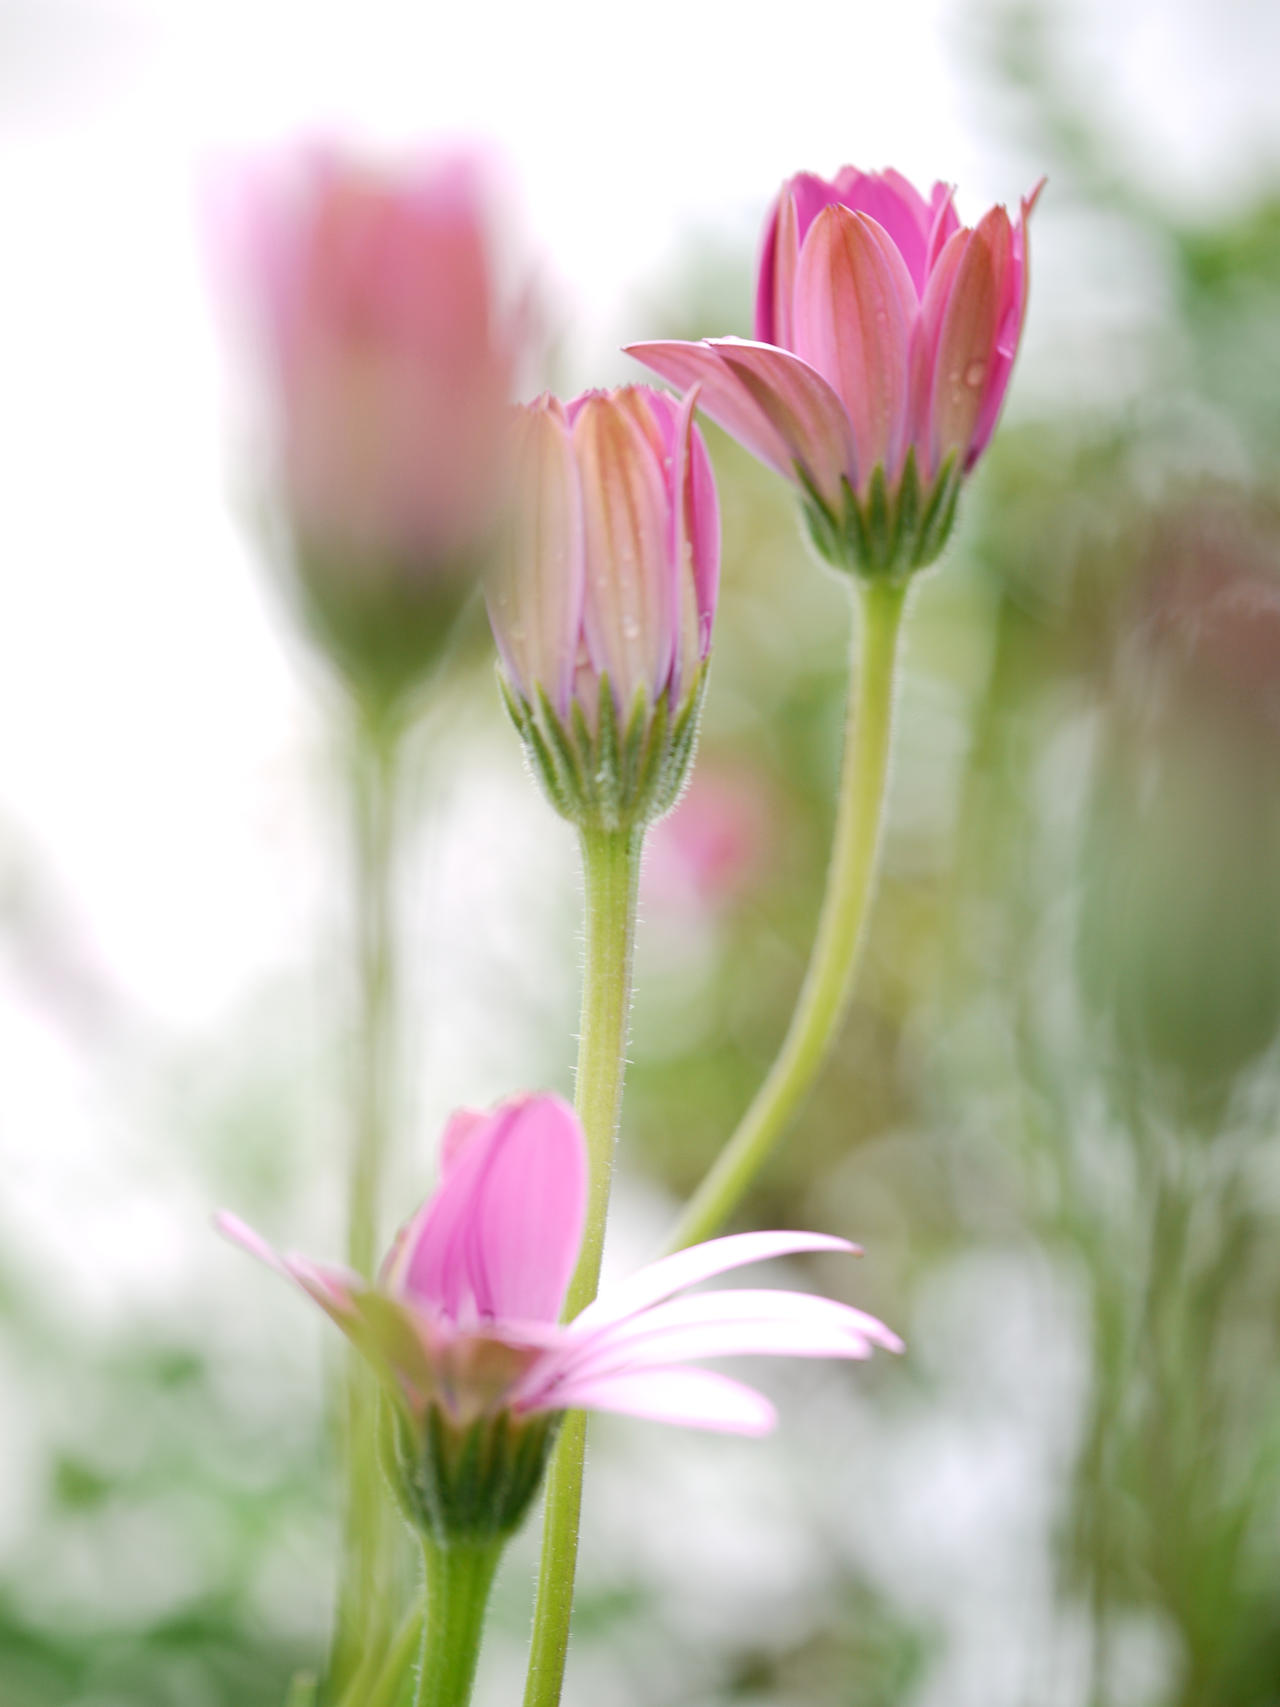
[329,710,407,1698]
[524,824,642,1707]
[668,578,907,1250]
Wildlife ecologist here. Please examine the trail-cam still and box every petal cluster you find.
[218,147,520,571]
[489,387,720,828]
[490,387,719,725]
[219,1093,899,1440]
[628,167,1039,575]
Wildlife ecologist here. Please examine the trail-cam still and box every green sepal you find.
[502,665,709,833]
[382,1399,560,1548]
[796,450,964,582]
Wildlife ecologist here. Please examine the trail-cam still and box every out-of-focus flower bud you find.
[629,168,1040,581]
[488,386,720,832]
[215,148,526,717]
[1078,502,1280,1119]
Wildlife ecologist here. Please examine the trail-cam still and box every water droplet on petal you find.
[963,359,986,388]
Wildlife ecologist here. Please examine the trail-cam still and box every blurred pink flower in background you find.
[220,1092,899,1440]
[211,145,532,708]
[645,764,778,919]
[630,168,1040,576]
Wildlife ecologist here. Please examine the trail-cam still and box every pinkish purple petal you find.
[540,1365,777,1434]
[966,181,1043,466]
[926,205,1011,470]
[399,1094,586,1327]
[570,1230,858,1335]
[793,207,916,481]
[832,167,934,293]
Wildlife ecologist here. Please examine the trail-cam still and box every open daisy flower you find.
[218,1092,900,1543]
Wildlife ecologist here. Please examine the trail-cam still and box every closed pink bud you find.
[489,385,720,830]
[214,147,528,711]
[629,168,1041,580]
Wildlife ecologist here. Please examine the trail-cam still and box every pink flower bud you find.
[488,386,720,830]
[628,168,1041,580]
[213,146,528,711]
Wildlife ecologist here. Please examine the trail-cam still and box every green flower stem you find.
[523,824,644,1707]
[668,577,909,1253]
[414,1540,503,1707]
[330,714,405,1692]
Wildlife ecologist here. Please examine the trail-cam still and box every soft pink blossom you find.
[628,168,1041,516]
[488,386,720,725]
[219,1093,899,1436]
[216,147,521,568]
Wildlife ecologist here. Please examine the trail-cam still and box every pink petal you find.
[966,180,1043,467]
[573,391,678,707]
[571,1230,858,1335]
[926,206,1011,470]
[755,182,805,347]
[216,1212,362,1323]
[487,397,584,717]
[541,1365,777,1435]
[833,167,934,293]
[709,339,860,510]
[641,384,721,697]
[792,207,916,483]
[625,340,799,483]
[400,1094,586,1327]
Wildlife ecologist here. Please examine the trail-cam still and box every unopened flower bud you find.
[488,386,720,832]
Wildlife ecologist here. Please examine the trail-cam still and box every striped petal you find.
[793,206,916,484]
[926,205,1011,471]
[573,390,678,707]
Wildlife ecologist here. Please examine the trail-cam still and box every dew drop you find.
[963,358,986,388]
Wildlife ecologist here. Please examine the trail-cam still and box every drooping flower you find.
[487,386,720,831]
[213,146,527,714]
[628,167,1041,580]
[219,1093,898,1546]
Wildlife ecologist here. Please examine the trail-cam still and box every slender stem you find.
[330,713,404,1691]
[523,824,643,1707]
[414,1541,503,1707]
[668,577,908,1252]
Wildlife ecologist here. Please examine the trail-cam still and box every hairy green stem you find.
[668,578,908,1251]
[523,825,643,1707]
[414,1541,503,1707]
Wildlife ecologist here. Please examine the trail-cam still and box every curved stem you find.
[414,1541,503,1707]
[523,825,643,1707]
[667,577,908,1252]
[335,1596,424,1707]
[330,714,405,1690]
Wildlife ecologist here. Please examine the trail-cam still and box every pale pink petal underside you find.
[488,399,584,716]
[571,1230,858,1335]
[709,338,859,510]
[542,1365,778,1435]
[625,340,797,482]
